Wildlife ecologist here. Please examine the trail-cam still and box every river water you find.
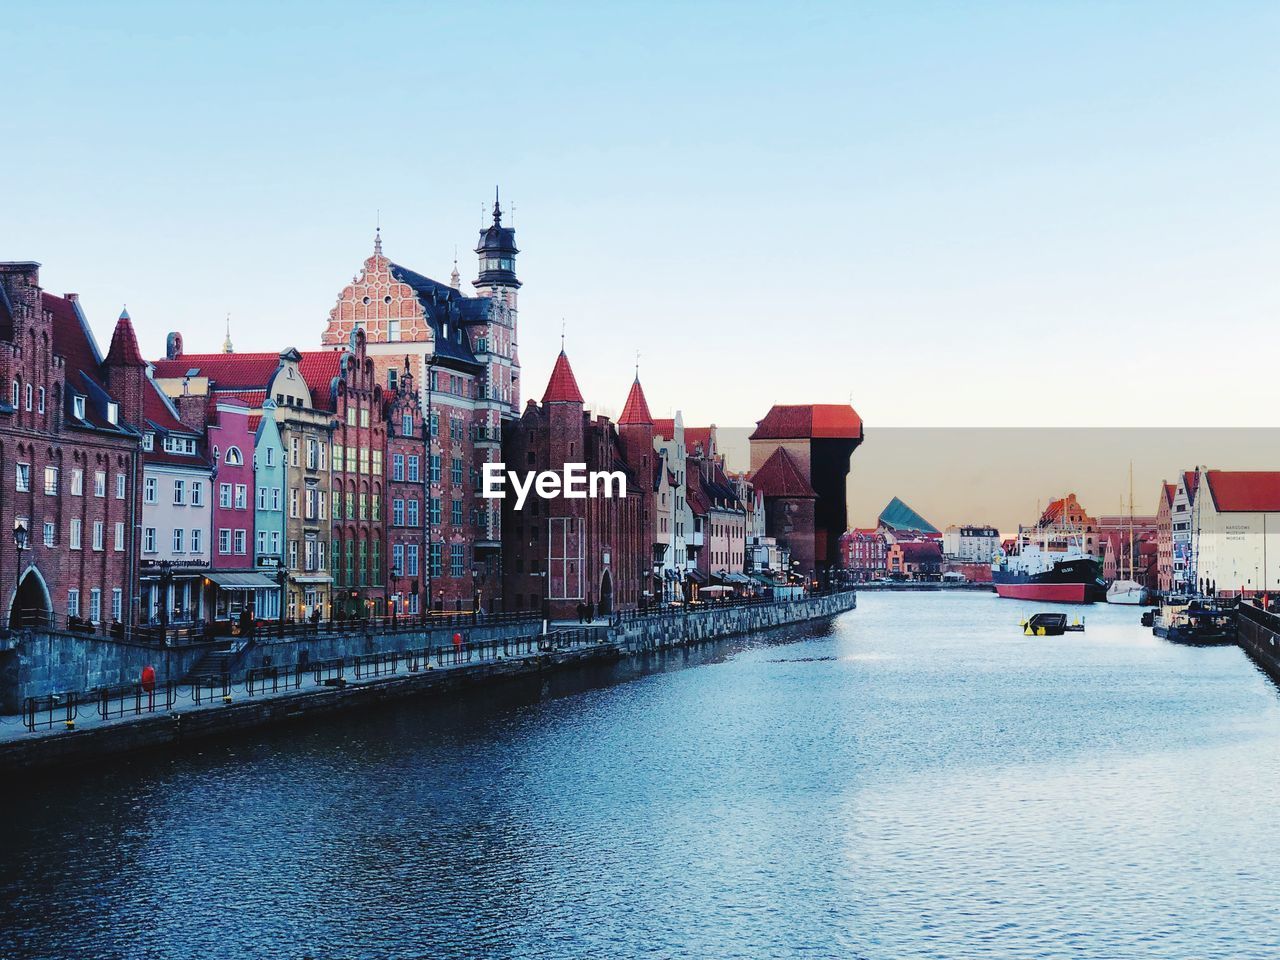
[4,591,1280,960]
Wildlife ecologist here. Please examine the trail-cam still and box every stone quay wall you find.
[614,591,856,652]
[1237,602,1280,682]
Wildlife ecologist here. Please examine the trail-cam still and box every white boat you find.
[1106,579,1146,605]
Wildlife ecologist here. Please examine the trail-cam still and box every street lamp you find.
[12,522,29,629]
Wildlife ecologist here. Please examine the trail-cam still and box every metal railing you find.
[22,692,77,731]
[96,681,177,721]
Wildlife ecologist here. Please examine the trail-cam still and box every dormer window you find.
[106,402,119,425]
[142,432,154,451]
[73,395,86,420]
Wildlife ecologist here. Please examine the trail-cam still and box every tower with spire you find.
[221,315,234,354]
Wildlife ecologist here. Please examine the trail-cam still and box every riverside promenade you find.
[0,590,856,772]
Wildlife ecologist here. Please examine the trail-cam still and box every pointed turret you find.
[222,315,234,354]
[104,308,146,367]
[474,185,520,290]
[618,375,653,425]
[542,349,583,404]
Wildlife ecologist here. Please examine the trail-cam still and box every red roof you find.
[1182,470,1200,504]
[1204,471,1280,512]
[750,404,862,441]
[750,447,816,498]
[684,427,713,455]
[898,540,943,562]
[297,351,344,411]
[618,377,652,425]
[45,292,102,386]
[151,352,284,388]
[104,310,146,367]
[653,418,674,439]
[1162,482,1176,506]
[542,350,583,404]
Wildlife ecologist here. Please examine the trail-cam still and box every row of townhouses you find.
[1,204,863,632]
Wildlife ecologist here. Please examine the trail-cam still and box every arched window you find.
[11,378,19,408]
[225,446,243,465]
[24,383,32,411]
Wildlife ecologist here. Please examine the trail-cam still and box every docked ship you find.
[992,544,1107,603]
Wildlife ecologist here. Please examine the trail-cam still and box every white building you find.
[1187,468,1280,597]
[1170,469,1200,592]
[943,524,1000,562]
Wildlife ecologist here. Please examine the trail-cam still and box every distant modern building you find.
[1185,469,1280,597]
[877,497,939,543]
[942,524,1000,562]
[749,404,863,576]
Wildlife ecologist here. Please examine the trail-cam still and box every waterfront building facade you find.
[840,528,888,581]
[749,446,817,579]
[1170,470,1200,592]
[653,415,694,590]
[500,350,647,619]
[139,383,212,627]
[0,265,146,630]
[887,540,944,580]
[1156,481,1175,593]
[877,497,941,543]
[252,399,286,620]
[385,361,428,615]
[749,404,863,573]
[1184,469,1280,597]
[942,524,1000,562]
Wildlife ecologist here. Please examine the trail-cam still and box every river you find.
[4,591,1280,959]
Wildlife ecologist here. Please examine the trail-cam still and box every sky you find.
[4,1,1279,430]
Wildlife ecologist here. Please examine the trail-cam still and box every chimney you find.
[175,394,208,434]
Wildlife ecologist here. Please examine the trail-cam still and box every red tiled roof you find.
[750,447,816,499]
[750,404,862,441]
[151,352,284,388]
[898,540,943,562]
[653,418,674,440]
[1204,470,1280,513]
[542,350,583,404]
[1162,482,1176,506]
[45,292,102,385]
[297,350,344,412]
[104,310,146,367]
[144,380,189,433]
[618,377,652,425]
[684,427,712,455]
[1182,470,1200,504]
[687,477,711,516]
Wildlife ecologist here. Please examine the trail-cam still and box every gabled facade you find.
[0,263,145,631]
[385,359,428,615]
[1156,481,1175,593]
[253,399,287,619]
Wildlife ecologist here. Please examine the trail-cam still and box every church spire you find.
[222,314,234,354]
[373,225,383,257]
[450,246,460,289]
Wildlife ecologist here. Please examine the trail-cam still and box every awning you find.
[205,572,280,590]
[687,569,708,584]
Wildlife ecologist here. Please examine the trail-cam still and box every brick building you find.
[887,540,944,581]
[320,209,520,605]
[500,350,647,619]
[384,360,428,616]
[0,263,145,631]
[749,404,863,575]
[839,528,887,581]
[750,446,817,580]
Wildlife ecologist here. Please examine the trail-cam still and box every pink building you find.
[204,399,258,621]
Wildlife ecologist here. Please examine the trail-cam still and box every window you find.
[271,488,281,511]
[106,402,118,425]
[407,499,419,527]
[451,458,463,485]
[173,479,186,505]
[43,522,55,547]
[265,447,275,467]
[429,542,442,577]
[402,414,413,437]
[162,436,198,456]
[144,527,156,553]
[192,528,202,552]
[388,320,400,341]
[372,451,382,476]
[112,589,123,622]
[428,497,440,525]
[114,522,125,551]
[43,466,58,496]
[290,488,299,518]
[70,519,82,550]
[307,438,317,470]
[305,488,316,519]
[173,528,184,552]
[92,521,104,551]
[291,438,299,467]
[67,589,80,618]
[220,483,232,508]
[430,455,441,484]
[89,589,101,623]
[429,412,439,437]
[392,454,405,482]
[288,540,298,569]
[94,471,106,497]
[450,543,464,578]
[360,408,369,428]
[359,448,369,474]
[333,444,344,473]
[15,463,30,492]
[142,432,154,451]
[451,498,463,526]
[225,446,243,465]
[234,530,246,554]
[407,456,420,483]
[359,493,368,520]
[234,484,247,509]
[23,383,32,411]
[116,473,126,499]
[37,387,44,413]
[73,395,86,420]
[191,482,203,507]
[406,544,420,577]
[450,417,462,441]
[270,531,280,554]
[258,486,267,510]
[393,499,404,526]
[144,476,157,503]
[392,543,404,576]
[219,529,231,554]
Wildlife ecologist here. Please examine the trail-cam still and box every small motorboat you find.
[1106,579,1147,605]
[1023,613,1067,636]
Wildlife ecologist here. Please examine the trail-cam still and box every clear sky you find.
[5,1,1278,428]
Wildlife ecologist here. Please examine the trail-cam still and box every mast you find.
[1128,462,1135,582]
